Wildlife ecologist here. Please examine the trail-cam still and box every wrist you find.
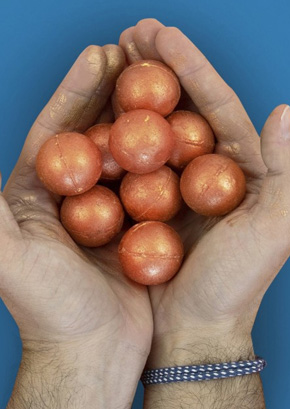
[143,328,265,409]
[146,322,254,369]
[8,333,149,409]
[143,324,265,409]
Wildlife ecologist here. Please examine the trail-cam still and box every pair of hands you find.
[1,18,290,408]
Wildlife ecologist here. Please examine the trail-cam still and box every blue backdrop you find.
[0,0,289,407]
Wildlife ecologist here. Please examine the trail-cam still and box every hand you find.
[0,44,153,409]
[119,19,289,408]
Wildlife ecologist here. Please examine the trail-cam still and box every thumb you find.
[0,171,19,236]
[255,104,290,224]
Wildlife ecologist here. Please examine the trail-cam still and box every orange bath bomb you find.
[109,109,174,174]
[85,123,126,181]
[60,185,124,247]
[36,132,102,196]
[120,166,182,222]
[180,154,246,216]
[118,221,184,285]
[116,60,181,117]
[167,110,215,170]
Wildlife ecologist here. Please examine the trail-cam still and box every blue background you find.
[0,0,289,407]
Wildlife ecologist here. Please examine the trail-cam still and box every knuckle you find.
[83,44,102,56]
[102,43,119,53]
[201,86,237,114]
[137,18,159,26]
[167,26,181,34]
[119,27,134,43]
[178,56,208,79]
[102,45,126,73]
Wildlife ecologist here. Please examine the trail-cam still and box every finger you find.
[8,44,125,173]
[4,45,125,223]
[119,27,143,63]
[245,104,290,290]
[0,172,20,237]
[119,19,197,113]
[155,27,267,178]
[253,104,290,224]
[127,21,266,180]
[132,18,164,61]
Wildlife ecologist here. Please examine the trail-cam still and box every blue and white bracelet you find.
[141,356,267,386]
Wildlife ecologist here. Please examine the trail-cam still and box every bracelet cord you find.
[141,356,267,386]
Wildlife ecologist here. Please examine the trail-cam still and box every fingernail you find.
[281,105,290,140]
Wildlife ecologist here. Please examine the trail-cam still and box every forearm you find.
[7,335,147,409]
[143,329,265,409]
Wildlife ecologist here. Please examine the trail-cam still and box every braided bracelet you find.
[141,356,267,386]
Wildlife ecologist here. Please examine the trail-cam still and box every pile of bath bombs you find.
[36,60,246,286]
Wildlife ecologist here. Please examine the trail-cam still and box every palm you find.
[149,90,264,336]
[7,201,151,345]
[0,44,152,356]
[118,19,290,347]
[149,197,258,337]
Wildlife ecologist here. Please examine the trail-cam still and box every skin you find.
[0,44,153,409]
[0,17,289,409]
[119,19,290,408]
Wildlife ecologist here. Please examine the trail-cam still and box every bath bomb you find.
[116,60,181,117]
[85,123,125,181]
[120,166,182,222]
[118,221,184,285]
[109,109,174,174]
[36,132,102,196]
[180,154,246,216]
[167,110,215,170]
[60,185,124,247]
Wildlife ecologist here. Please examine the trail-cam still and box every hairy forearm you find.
[7,336,147,409]
[143,330,265,409]
[8,351,98,409]
[144,375,264,409]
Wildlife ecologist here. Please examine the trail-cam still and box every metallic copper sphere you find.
[116,60,181,117]
[180,154,246,216]
[118,221,184,285]
[167,110,215,170]
[120,166,182,222]
[85,123,126,181]
[36,132,102,196]
[60,185,124,247]
[109,109,174,174]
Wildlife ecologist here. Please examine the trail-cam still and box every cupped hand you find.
[119,19,290,365]
[0,44,152,405]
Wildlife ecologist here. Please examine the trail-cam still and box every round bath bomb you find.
[118,221,184,285]
[36,132,102,196]
[180,154,246,216]
[167,110,215,170]
[85,123,126,181]
[60,185,124,247]
[109,109,174,174]
[120,166,182,222]
[116,60,181,117]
